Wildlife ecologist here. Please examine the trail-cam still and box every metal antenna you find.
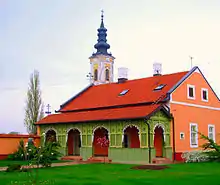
[189,56,194,69]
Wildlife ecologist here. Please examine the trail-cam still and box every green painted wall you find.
[39,110,172,162]
[109,148,149,163]
[80,147,93,160]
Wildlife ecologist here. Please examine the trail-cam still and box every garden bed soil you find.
[131,165,169,170]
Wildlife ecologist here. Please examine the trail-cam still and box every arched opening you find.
[93,127,109,156]
[154,126,164,157]
[105,68,110,81]
[67,129,81,156]
[123,126,140,148]
[94,69,98,81]
[45,129,57,143]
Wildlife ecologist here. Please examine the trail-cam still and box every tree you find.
[8,131,20,134]
[24,70,44,134]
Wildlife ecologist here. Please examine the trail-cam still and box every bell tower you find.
[89,11,115,85]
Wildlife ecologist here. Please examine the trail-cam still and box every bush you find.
[6,164,21,172]
[31,141,62,167]
[7,140,26,160]
[8,139,62,168]
[200,133,220,162]
[181,150,210,163]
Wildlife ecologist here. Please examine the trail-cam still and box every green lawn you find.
[0,160,70,167]
[0,162,219,185]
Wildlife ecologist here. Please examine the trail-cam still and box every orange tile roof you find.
[60,71,188,111]
[37,104,161,124]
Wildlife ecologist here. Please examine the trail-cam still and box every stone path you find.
[0,161,86,172]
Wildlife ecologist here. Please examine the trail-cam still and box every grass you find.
[0,162,219,185]
[0,159,71,167]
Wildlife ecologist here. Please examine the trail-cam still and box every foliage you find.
[31,141,62,167]
[200,133,220,162]
[97,136,109,147]
[8,140,26,161]
[97,136,110,164]
[181,150,209,163]
[24,70,44,134]
[8,138,61,168]
[8,131,20,134]
[182,133,220,163]
[6,164,21,172]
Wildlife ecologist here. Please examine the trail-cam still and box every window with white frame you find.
[190,123,198,147]
[187,85,195,99]
[201,88,208,102]
[208,125,215,142]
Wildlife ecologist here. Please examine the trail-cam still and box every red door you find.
[154,127,163,157]
[67,130,74,155]
[93,128,108,156]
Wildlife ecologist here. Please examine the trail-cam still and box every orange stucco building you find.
[169,68,220,160]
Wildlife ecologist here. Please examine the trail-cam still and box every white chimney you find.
[153,62,162,76]
[118,67,128,83]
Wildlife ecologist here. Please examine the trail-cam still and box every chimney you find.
[118,67,128,83]
[153,62,162,76]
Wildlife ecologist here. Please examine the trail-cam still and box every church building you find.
[36,13,220,163]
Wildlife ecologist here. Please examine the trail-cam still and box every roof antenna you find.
[189,56,193,69]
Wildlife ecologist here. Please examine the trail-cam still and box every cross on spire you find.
[45,104,52,115]
[101,9,104,21]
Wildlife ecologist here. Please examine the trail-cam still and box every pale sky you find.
[1,0,220,133]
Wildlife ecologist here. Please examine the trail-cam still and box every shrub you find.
[200,133,220,162]
[6,164,21,172]
[31,141,62,167]
[8,140,26,160]
[181,150,210,163]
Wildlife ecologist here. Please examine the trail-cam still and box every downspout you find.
[144,119,151,163]
[172,114,176,162]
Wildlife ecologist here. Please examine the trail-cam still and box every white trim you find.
[180,132,185,140]
[66,128,82,144]
[170,100,220,111]
[123,124,141,141]
[190,123,198,148]
[44,128,58,142]
[92,126,110,141]
[153,123,166,141]
[208,124,215,142]
[187,84,196,100]
[201,88,209,102]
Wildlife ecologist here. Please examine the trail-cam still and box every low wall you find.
[0,134,40,160]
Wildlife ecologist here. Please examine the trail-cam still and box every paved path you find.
[0,161,85,172]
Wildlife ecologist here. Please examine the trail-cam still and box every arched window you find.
[105,69,110,81]
[94,69,98,81]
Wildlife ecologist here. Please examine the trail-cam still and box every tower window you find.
[105,69,110,81]
[94,69,98,81]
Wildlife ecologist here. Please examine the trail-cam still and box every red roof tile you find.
[37,104,161,124]
[60,71,188,111]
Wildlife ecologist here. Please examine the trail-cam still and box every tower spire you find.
[93,10,111,56]
[89,11,115,85]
